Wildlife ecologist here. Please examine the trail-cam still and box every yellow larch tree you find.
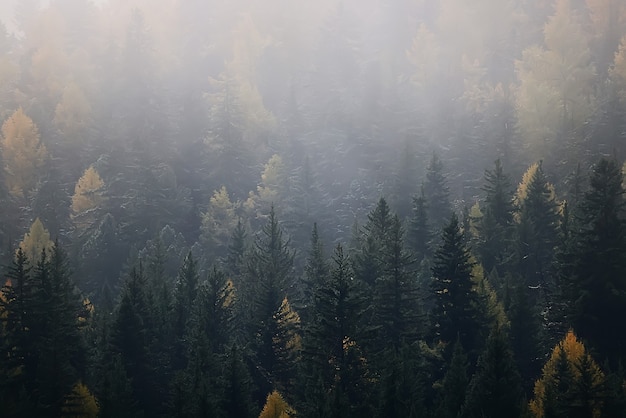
[258,390,295,418]
[18,218,53,266]
[62,382,99,418]
[245,154,287,218]
[529,330,605,418]
[71,166,106,232]
[611,36,626,104]
[200,186,238,257]
[1,108,48,198]
[515,0,595,162]
[53,82,92,147]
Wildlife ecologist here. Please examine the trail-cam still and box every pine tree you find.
[300,222,329,324]
[563,158,626,364]
[423,153,451,230]
[436,338,469,418]
[373,214,421,355]
[408,187,432,263]
[172,252,199,370]
[461,326,524,418]
[110,264,155,416]
[477,159,514,273]
[227,217,248,278]
[514,162,560,291]
[431,214,483,358]
[301,244,369,417]
[352,197,394,288]
[246,206,295,402]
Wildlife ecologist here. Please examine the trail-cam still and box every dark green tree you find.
[564,158,626,364]
[435,338,468,418]
[172,251,199,369]
[431,214,483,358]
[461,326,524,418]
[423,153,451,230]
[300,222,329,324]
[408,187,432,264]
[245,206,295,402]
[477,159,514,273]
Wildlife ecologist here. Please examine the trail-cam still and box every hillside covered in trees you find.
[2,0,626,417]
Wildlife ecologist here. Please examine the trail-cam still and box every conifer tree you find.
[436,338,468,418]
[227,217,248,278]
[514,162,560,291]
[461,326,524,418]
[431,213,483,358]
[246,206,295,401]
[477,159,514,273]
[300,222,329,324]
[529,330,605,418]
[172,252,199,369]
[0,107,48,198]
[408,187,432,263]
[563,158,626,364]
[423,153,451,230]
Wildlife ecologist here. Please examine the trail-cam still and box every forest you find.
[1,0,626,416]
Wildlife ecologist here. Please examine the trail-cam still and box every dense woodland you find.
[2,0,626,416]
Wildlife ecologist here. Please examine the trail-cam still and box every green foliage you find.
[431,213,483,358]
[562,158,626,364]
[462,326,524,418]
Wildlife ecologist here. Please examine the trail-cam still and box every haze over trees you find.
[1,0,626,416]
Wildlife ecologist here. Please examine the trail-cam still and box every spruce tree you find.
[246,206,295,403]
[564,158,626,364]
[423,153,451,230]
[461,326,524,418]
[431,214,482,358]
[436,338,468,418]
[477,159,514,273]
[408,187,432,263]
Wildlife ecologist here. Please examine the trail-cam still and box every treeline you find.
[3,156,626,417]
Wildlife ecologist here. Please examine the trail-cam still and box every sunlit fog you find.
[1,1,626,417]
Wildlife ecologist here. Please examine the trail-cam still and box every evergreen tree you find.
[372,214,421,355]
[436,338,469,418]
[461,326,524,418]
[110,264,155,416]
[246,206,295,402]
[172,251,199,369]
[300,222,329,324]
[408,187,432,264]
[514,162,560,290]
[227,217,248,278]
[431,214,483,358]
[563,158,626,364]
[301,244,370,417]
[423,153,451,230]
[352,197,394,288]
[477,159,514,273]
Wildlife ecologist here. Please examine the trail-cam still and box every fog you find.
[2,1,626,416]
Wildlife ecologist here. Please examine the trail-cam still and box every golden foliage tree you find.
[53,82,92,146]
[200,186,238,257]
[515,0,595,162]
[71,166,106,231]
[258,390,295,418]
[529,330,605,418]
[18,218,53,265]
[62,382,99,418]
[245,154,287,218]
[1,108,48,197]
[611,36,626,104]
